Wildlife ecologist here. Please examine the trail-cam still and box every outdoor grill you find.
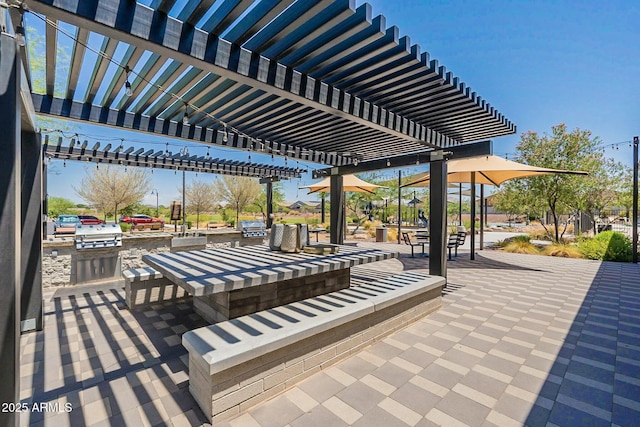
[75,224,123,249]
[238,220,267,238]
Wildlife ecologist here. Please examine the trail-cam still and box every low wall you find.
[42,230,264,288]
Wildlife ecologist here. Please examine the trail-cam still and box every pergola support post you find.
[429,156,447,277]
[397,170,402,244]
[633,136,638,264]
[470,173,476,260]
[479,184,484,250]
[330,175,344,244]
[0,29,22,427]
[21,131,43,332]
[266,181,273,229]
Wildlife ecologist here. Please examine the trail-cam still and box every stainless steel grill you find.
[238,220,267,238]
[75,224,123,249]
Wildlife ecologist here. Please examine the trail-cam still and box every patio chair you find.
[455,231,466,257]
[402,232,426,258]
[447,234,460,260]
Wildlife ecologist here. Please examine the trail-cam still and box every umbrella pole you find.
[470,173,476,260]
[458,183,462,226]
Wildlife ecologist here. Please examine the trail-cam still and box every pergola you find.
[0,1,516,420]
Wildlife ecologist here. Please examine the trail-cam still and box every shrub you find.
[502,240,539,255]
[387,228,398,242]
[492,239,507,248]
[579,231,632,262]
[542,244,582,258]
[511,235,531,243]
[527,227,552,240]
[119,222,131,232]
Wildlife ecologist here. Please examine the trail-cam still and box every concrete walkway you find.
[18,240,640,426]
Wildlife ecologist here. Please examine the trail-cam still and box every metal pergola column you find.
[21,131,43,332]
[266,181,273,228]
[429,155,447,277]
[470,172,476,260]
[0,27,22,427]
[330,175,344,244]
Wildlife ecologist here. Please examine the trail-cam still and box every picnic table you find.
[308,228,327,242]
[142,244,398,323]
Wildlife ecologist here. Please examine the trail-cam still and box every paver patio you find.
[19,241,640,426]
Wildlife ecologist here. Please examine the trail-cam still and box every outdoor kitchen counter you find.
[142,244,398,322]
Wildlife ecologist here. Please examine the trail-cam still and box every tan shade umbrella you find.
[401,155,588,187]
[300,174,386,194]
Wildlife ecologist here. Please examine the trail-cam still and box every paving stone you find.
[249,394,305,427]
[389,381,441,416]
[435,391,491,427]
[289,404,346,427]
[334,379,385,414]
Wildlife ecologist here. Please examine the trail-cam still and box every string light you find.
[386,159,390,167]
[124,66,133,97]
[182,103,189,125]
[16,25,26,47]
[222,124,228,143]
[29,12,324,166]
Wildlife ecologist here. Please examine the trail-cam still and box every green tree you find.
[47,196,75,217]
[574,158,625,235]
[212,176,262,226]
[254,182,285,221]
[492,185,534,226]
[614,166,634,220]
[504,124,601,242]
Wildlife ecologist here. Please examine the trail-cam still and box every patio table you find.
[143,244,398,323]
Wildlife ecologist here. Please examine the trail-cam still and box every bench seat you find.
[123,267,189,308]
[182,271,445,423]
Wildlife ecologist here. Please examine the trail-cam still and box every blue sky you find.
[43,0,640,206]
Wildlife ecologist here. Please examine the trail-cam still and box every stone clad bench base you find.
[193,268,350,323]
[123,268,190,309]
[183,273,443,423]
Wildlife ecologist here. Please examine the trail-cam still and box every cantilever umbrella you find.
[401,155,588,187]
[300,174,387,194]
[401,155,588,259]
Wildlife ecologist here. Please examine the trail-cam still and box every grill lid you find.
[75,224,123,249]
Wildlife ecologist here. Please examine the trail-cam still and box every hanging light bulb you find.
[63,160,66,168]
[222,124,228,143]
[386,159,391,167]
[124,66,133,96]
[416,158,420,165]
[16,25,26,47]
[353,158,359,166]
[96,163,99,170]
[182,103,189,125]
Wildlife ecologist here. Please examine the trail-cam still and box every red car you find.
[78,215,105,225]
[120,214,165,226]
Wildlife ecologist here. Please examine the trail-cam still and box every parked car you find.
[78,215,105,225]
[54,214,81,234]
[119,214,165,227]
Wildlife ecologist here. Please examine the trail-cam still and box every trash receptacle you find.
[375,227,388,242]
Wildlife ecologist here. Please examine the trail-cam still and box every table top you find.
[142,244,398,296]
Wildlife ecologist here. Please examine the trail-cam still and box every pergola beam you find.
[312,140,493,178]
[43,135,303,179]
[30,0,450,150]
